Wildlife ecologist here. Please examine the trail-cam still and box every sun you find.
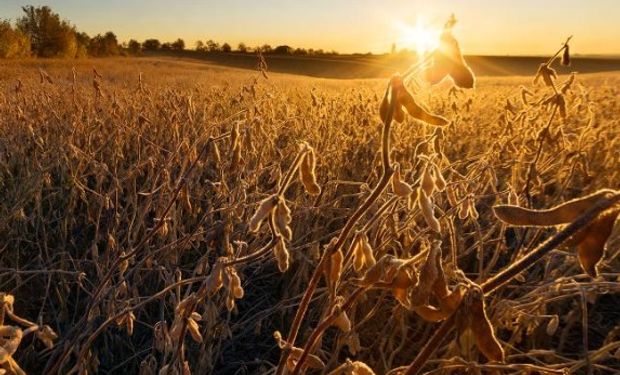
[395,18,440,55]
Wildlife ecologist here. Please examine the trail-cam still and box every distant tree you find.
[206,39,220,52]
[17,5,78,57]
[103,31,119,55]
[260,44,272,53]
[221,43,231,52]
[293,48,307,55]
[0,20,31,58]
[237,42,247,53]
[161,42,172,51]
[127,39,141,55]
[307,48,314,55]
[315,49,325,55]
[391,42,397,54]
[142,39,161,51]
[88,34,102,56]
[74,32,90,58]
[87,32,119,56]
[273,45,293,55]
[195,40,205,52]
[171,38,185,51]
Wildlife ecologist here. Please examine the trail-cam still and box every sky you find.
[1,0,619,56]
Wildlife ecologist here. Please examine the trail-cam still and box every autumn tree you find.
[75,31,90,58]
[142,39,161,51]
[171,38,185,51]
[206,39,220,52]
[88,32,120,56]
[127,39,141,55]
[16,5,77,57]
[0,20,31,58]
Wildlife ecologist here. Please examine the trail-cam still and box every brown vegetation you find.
[0,20,620,375]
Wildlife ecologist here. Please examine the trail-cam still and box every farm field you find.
[0,54,620,375]
[148,50,620,79]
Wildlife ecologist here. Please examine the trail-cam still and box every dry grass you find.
[0,34,620,375]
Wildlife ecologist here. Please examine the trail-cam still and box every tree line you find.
[0,5,342,59]
[0,6,123,58]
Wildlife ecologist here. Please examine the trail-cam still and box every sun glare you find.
[395,18,440,55]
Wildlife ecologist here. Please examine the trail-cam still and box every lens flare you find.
[395,18,440,55]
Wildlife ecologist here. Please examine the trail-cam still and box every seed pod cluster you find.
[421,163,436,196]
[115,310,136,336]
[248,194,278,232]
[299,144,321,196]
[274,331,326,373]
[186,312,203,343]
[560,72,576,94]
[330,300,352,333]
[417,187,441,233]
[466,194,479,219]
[493,190,615,226]
[380,75,449,126]
[407,241,466,322]
[323,238,345,296]
[432,162,447,192]
[273,237,290,272]
[204,260,225,296]
[207,139,221,166]
[391,163,413,197]
[275,197,293,240]
[358,255,417,307]
[493,190,620,277]
[457,286,505,362]
[561,44,571,66]
[224,267,244,311]
[411,241,442,306]
[569,208,619,277]
[533,63,558,87]
[230,121,243,168]
[350,232,376,272]
[446,184,459,206]
[546,315,560,336]
[423,16,475,89]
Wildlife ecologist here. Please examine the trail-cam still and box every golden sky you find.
[2,0,619,55]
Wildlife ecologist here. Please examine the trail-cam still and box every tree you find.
[273,45,293,55]
[195,40,205,52]
[171,38,185,51]
[221,43,231,52]
[260,44,272,53]
[87,32,119,56]
[103,31,119,55]
[161,42,172,51]
[75,31,90,58]
[0,20,31,58]
[237,42,247,53]
[142,39,161,51]
[128,39,141,55]
[206,39,220,52]
[17,5,77,57]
